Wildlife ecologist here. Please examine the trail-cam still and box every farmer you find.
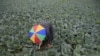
[38,22,53,49]
[29,21,54,49]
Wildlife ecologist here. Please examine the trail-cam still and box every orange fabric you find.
[30,35,35,43]
[36,24,44,32]
[33,25,38,32]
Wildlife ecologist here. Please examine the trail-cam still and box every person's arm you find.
[38,42,42,49]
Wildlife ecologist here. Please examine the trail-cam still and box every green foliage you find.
[0,0,100,56]
[48,51,56,56]
[96,20,100,24]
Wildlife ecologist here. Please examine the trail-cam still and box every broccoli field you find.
[0,0,100,56]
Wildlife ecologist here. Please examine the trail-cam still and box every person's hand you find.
[47,44,52,48]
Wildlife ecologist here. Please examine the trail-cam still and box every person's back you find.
[40,22,53,49]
